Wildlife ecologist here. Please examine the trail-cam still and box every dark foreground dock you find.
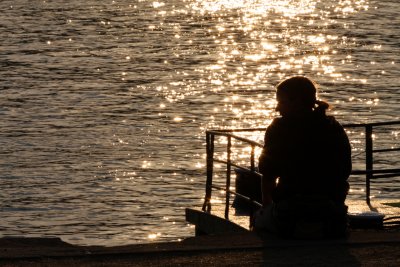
[1,231,400,266]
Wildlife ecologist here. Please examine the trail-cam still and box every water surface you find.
[0,0,399,245]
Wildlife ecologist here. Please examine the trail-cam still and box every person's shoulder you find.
[325,115,343,127]
[269,117,283,125]
[324,115,347,134]
[264,117,284,138]
[267,117,284,131]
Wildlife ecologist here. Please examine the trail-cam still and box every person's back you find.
[263,114,351,204]
[255,76,351,238]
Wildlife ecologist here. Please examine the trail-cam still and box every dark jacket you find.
[259,114,352,205]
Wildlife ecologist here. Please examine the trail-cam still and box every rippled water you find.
[0,0,399,246]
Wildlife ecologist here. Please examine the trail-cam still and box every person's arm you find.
[258,146,277,207]
[332,119,352,179]
[261,174,276,206]
[258,120,280,207]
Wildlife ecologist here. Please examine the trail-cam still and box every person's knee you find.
[253,204,277,233]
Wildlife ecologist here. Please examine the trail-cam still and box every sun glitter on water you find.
[148,233,162,240]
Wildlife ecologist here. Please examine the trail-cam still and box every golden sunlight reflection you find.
[148,232,162,240]
[191,0,318,15]
[185,0,367,120]
[142,0,378,147]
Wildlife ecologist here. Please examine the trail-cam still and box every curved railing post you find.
[202,132,214,212]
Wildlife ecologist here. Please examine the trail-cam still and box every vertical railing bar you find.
[203,132,214,212]
[225,136,232,219]
[365,125,373,205]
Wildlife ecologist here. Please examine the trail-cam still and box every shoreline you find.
[1,231,400,266]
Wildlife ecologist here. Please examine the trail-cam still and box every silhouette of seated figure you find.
[254,76,352,239]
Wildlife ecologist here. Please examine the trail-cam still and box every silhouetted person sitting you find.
[254,76,352,239]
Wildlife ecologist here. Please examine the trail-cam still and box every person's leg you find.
[253,203,278,233]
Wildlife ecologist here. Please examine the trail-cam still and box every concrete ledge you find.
[1,232,400,266]
[185,208,248,235]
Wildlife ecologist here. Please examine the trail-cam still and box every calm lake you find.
[0,0,399,246]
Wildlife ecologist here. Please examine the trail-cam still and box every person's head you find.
[275,76,328,117]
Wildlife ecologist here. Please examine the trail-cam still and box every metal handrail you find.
[202,120,400,219]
